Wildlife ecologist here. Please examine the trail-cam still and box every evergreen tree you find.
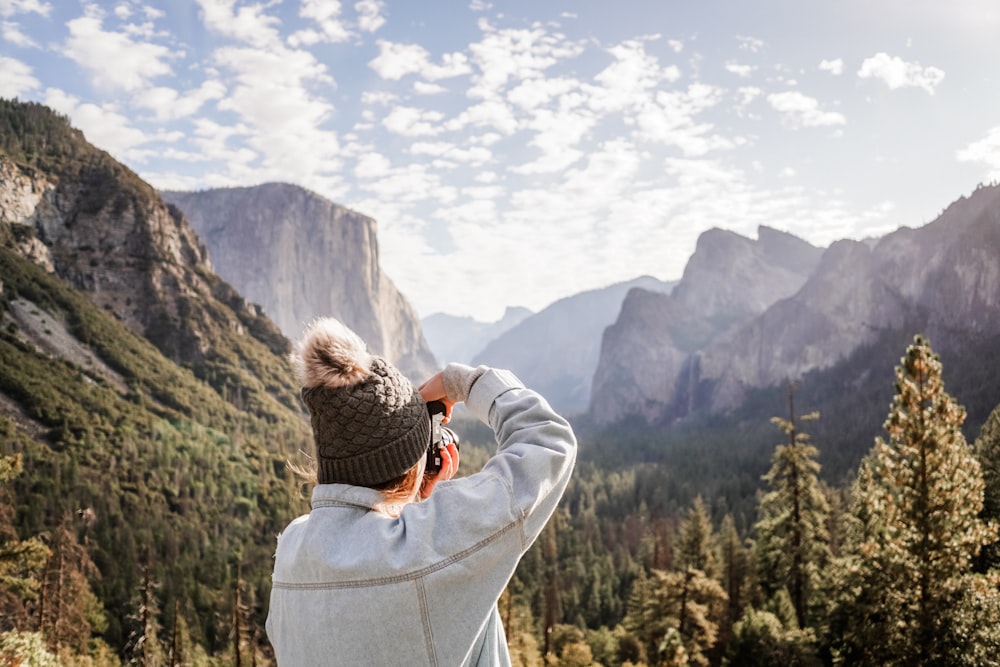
[677,496,716,578]
[752,389,830,629]
[827,336,998,666]
[717,514,749,640]
[974,401,1000,570]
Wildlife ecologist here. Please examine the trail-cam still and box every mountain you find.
[161,185,436,382]
[591,227,824,424]
[421,306,532,366]
[0,100,296,414]
[591,184,1000,426]
[0,99,309,659]
[471,276,675,415]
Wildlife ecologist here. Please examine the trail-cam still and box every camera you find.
[426,400,460,474]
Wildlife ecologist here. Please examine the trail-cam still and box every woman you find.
[265,317,576,666]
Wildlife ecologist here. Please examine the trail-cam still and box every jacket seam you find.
[415,577,438,666]
[310,498,378,511]
[272,516,524,590]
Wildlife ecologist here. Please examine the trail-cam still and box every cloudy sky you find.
[2,0,999,321]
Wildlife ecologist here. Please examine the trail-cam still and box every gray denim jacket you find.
[266,368,577,666]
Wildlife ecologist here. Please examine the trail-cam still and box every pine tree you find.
[752,387,830,629]
[827,336,998,666]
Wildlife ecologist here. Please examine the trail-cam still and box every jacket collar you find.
[310,483,384,511]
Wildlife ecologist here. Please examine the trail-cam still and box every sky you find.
[2,1,1000,322]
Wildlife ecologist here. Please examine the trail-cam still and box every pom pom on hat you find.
[293,317,373,389]
[293,318,429,487]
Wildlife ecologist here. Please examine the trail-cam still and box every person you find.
[265,317,577,666]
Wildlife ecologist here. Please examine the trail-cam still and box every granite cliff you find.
[591,227,823,424]
[162,185,436,381]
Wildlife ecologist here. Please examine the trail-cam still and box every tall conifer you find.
[752,387,830,629]
[828,336,998,665]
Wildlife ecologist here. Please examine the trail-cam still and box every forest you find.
[3,304,1000,667]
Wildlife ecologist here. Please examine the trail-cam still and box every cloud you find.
[737,35,764,53]
[209,45,342,182]
[369,40,472,81]
[382,105,445,136]
[510,105,593,174]
[0,56,38,97]
[767,91,846,128]
[355,0,385,33]
[62,8,175,92]
[467,20,585,100]
[588,38,680,113]
[857,52,945,94]
[289,0,352,46]
[957,126,1000,180]
[635,84,733,156]
[196,0,282,48]
[409,141,492,166]
[0,0,50,17]
[725,62,755,78]
[819,58,844,75]
[413,81,447,95]
[132,80,226,121]
[2,19,37,46]
[444,99,518,135]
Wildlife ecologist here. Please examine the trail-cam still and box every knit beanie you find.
[293,318,430,487]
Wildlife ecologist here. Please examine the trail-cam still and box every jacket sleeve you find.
[463,368,577,547]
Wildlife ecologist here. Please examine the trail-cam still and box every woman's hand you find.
[418,371,456,423]
[419,440,459,499]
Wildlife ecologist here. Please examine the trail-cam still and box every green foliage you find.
[0,247,311,661]
[0,629,61,667]
[724,608,820,667]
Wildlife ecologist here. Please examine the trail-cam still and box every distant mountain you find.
[422,306,533,366]
[472,276,675,415]
[161,184,437,382]
[591,185,1000,425]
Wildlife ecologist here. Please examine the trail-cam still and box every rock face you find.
[472,276,675,416]
[591,184,1000,425]
[0,151,283,366]
[161,184,437,381]
[591,226,824,424]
